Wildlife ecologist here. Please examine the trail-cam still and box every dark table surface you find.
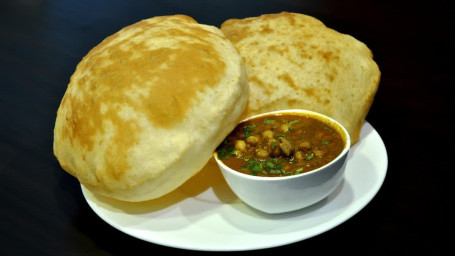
[1,0,452,255]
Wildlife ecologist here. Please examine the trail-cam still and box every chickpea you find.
[255,148,269,158]
[234,140,246,151]
[299,141,311,151]
[294,151,304,161]
[313,148,324,158]
[280,123,291,133]
[246,135,259,146]
[268,138,278,149]
[262,130,274,140]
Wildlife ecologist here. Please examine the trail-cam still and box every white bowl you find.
[214,109,351,214]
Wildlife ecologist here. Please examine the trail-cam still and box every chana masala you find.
[216,114,345,177]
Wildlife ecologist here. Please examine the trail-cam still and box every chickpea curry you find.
[216,114,345,177]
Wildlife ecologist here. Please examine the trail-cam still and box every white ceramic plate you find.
[82,121,387,251]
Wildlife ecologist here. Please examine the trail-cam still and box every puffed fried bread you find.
[53,15,248,201]
[221,12,380,145]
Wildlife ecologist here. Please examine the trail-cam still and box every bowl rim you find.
[214,109,351,181]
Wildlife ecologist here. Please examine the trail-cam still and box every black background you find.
[1,0,452,255]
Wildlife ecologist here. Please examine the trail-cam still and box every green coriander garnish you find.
[288,120,300,125]
[305,154,315,160]
[243,124,256,138]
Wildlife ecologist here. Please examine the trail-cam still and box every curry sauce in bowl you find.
[216,113,345,177]
[214,109,351,214]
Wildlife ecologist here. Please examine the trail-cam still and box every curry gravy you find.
[216,114,345,177]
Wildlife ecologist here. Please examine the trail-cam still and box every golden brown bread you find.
[53,15,248,201]
[221,12,380,145]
